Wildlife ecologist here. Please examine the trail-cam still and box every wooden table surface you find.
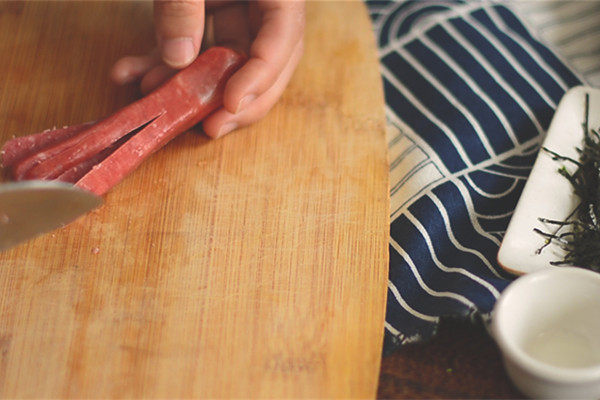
[377,318,523,399]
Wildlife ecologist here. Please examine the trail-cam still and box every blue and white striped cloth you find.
[513,1,600,86]
[366,0,586,352]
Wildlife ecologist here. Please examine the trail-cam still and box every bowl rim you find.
[492,267,600,383]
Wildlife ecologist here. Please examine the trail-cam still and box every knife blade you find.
[0,180,102,251]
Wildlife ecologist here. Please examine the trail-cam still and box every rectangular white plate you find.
[498,86,599,275]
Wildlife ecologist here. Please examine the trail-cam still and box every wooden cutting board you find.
[0,1,389,397]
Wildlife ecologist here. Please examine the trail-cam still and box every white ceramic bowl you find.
[492,267,600,399]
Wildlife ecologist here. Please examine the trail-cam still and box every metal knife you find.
[0,181,102,251]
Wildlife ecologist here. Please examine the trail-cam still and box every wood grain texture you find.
[0,1,389,398]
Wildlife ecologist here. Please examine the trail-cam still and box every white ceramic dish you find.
[498,86,600,275]
[492,267,600,399]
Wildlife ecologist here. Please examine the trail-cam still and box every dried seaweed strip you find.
[536,93,600,271]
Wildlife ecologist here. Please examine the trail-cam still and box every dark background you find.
[377,318,524,398]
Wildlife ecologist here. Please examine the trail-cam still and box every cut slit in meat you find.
[13,103,166,181]
[1,47,245,195]
[1,122,94,168]
[16,111,164,182]
[55,116,160,183]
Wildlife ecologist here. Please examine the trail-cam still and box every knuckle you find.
[245,101,273,123]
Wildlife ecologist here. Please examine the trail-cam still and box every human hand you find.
[111,0,305,139]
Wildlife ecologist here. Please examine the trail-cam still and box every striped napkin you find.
[513,1,600,87]
[366,0,587,352]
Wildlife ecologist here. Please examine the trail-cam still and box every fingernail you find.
[162,37,195,68]
[216,122,237,138]
[236,95,256,114]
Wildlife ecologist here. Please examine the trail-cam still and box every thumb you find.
[154,0,205,69]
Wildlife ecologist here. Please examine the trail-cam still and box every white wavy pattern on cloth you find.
[366,0,582,351]
[512,0,600,86]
